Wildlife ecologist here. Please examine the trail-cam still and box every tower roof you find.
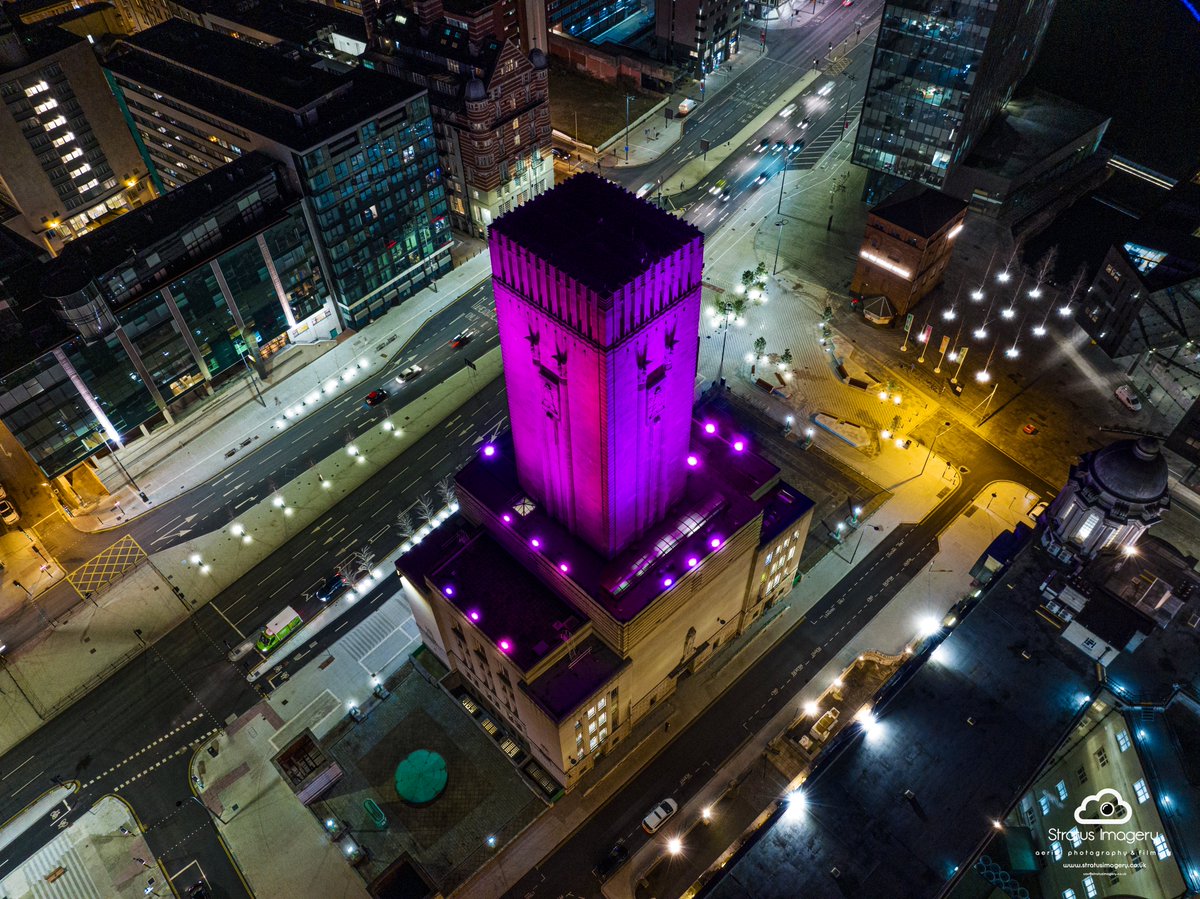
[489,172,702,295]
[1087,437,1169,505]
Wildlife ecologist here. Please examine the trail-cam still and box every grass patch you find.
[548,58,662,147]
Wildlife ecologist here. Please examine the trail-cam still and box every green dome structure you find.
[394,750,447,805]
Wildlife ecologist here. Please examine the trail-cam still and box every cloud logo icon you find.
[1074,788,1132,825]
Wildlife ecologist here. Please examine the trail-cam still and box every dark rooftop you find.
[758,482,815,547]
[521,633,628,723]
[489,173,703,295]
[40,153,286,300]
[707,545,1095,899]
[0,229,65,377]
[428,529,588,675]
[1072,588,1154,649]
[105,19,418,150]
[0,16,81,75]
[170,0,367,47]
[870,183,968,240]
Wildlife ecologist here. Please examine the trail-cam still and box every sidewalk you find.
[184,590,424,899]
[73,248,493,533]
[0,795,165,899]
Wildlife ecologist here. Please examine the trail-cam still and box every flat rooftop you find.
[707,543,1095,899]
[488,172,703,295]
[193,0,368,45]
[964,88,1110,181]
[105,19,418,149]
[521,633,628,723]
[0,18,80,75]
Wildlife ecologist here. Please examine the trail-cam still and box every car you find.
[1115,384,1143,412]
[756,137,770,153]
[596,842,629,880]
[316,571,349,603]
[0,482,6,500]
[642,798,678,834]
[709,178,727,196]
[636,182,655,199]
[396,364,423,385]
[363,389,388,407]
[450,330,474,349]
[186,881,211,899]
[754,171,769,187]
[842,0,854,6]
[1026,500,1049,524]
[551,147,570,160]
[779,103,797,118]
[1022,423,1040,435]
[818,81,835,97]
[720,190,731,203]
[0,500,18,525]
[774,140,787,152]
[791,139,805,153]
[800,116,811,129]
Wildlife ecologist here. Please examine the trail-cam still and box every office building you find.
[8,0,171,36]
[397,174,813,791]
[853,0,1057,193]
[0,152,331,488]
[849,185,967,318]
[546,0,638,43]
[370,11,552,237]
[654,0,740,74]
[0,12,153,251]
[104,19,450,328]
[166,0,369,59]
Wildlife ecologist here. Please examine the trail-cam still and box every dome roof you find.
[1088,437,1168,505]
[529,47,548,70]
[465,78,486,101]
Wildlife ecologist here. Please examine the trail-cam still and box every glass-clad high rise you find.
[853,0,1057,190]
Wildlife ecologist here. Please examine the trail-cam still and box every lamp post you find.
[102,435,150,504]
[624,94,635,162]
[772,221,786,275]
[950,345,969,384]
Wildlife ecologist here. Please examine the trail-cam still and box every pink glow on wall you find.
[687,556,699,568]
[662,576,674,587]
[489,211,704,559]
[530,537,541,549]
[443,585,455,596]
[468,609,481,622]
[710,536,722,549]
[733,440,745,452]
[559,562,570,573]
[498,638,513,654]
[502,513,512,523]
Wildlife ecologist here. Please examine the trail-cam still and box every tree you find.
[713,293,749,385]
[753,336,767,360]
[1035,245,1059,287]
[780,347,794,368]
[396,510,415,540]
[437,477,456,507]
[415,495,437,525]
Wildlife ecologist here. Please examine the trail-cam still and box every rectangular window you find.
[1153,833,1171,860]
[589,735,598,750]
[1076,766,1088,785]
[1116,730,1131,752]
[1082,876,1097,898]
[1133,779,1150,803]
[1069,827,1082,848]
[1057,780,1069,801]
[1095,747,1108,767]
[1129,849,1144,870]
[1051,841,1063,861]
[1062,890,1076,899]
[1038,795,1050,816]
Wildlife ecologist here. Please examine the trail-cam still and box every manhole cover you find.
[959,466,970,474]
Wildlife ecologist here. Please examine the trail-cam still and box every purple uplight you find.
[498,638,513,654]
[687,556,698,568]
[530,537,541,549]
[686,454,699,467]
[443,585,455,597]
[732,439,745,452]
[703,422,717,435]
[468,609,481,622]
[559,562,570,573]
[502,513,512,523]
[662,576,674,588]
[482,443,496,458]
[710,536,722,549]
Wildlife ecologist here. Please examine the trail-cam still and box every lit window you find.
[1116,730,1130,752]
[1062,890,1076,899]
[597,696,606,711]
[24,81,48,96]
[51,132,75,147]
[588,721,596,735]
[42,115,67,131]
[61,148,82,163]
[1152,833,1171,860]
[1133,779,1150,803]
[1038,795,1050,816]
[599,728,607,741]
[587,706,595,718]
[1082,876,1097,898]
[1075,511,1100,543]
[69,164,91,179]
[589,735,598,750]
[1051,841,1063,861]
[76,178,98,193]
[1056,780,1068,801]
[33,98,58,114]
[1068,827,1082,848]
[598,712,607,726]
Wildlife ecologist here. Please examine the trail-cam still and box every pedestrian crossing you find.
[21,831,102,899]
[333,597,419,675]
[83,715,218,791]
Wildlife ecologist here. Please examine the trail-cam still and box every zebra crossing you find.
[17,831,102,899]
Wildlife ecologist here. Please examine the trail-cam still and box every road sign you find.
[904,313,914,333]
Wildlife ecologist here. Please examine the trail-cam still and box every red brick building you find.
[850,187,968,319]
[371,9,552,236]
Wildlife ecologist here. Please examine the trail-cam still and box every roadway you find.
[504,420,1056,898]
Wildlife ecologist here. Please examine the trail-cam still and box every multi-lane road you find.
[0,6,905,897]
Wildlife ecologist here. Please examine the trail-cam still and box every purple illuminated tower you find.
[489,174,704,557]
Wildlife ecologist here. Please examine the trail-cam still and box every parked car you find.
[186,881,211,899]
[551,147,570,160]
[1115,384,1143,412]
[1022,423,1040,435]
[396,364,423,385]
[363,389,388,407]
[316,571,349,603]
[596,841,629,880]
[0,500,18,525]
[0,482,6,500]
[642,798,678,834]
[1026,500,1049,525]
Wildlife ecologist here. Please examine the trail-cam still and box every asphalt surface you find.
[503,419,1056,899]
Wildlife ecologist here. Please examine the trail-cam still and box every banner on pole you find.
[904,313,914,333]
[919,324,932,344]
[938,334,949,353]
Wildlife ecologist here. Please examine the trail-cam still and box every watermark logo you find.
[1073,788,1132,826]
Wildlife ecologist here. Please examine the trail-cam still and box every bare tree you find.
[437,477,456,507]
[396,510,415,540]
[1035,245,1059,287]
[415,495,437,525]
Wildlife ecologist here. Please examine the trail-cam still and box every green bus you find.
[256,606,302,654]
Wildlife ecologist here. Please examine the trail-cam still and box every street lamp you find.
[624,94,635,162]
[772,220,786,275]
